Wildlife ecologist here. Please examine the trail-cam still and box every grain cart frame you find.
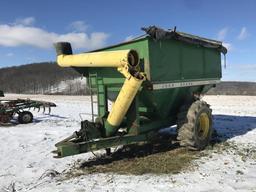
[53,26,227,158]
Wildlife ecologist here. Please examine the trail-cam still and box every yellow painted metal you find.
[56,49,139,68]
[106,70,145,127]
[55,46,145,136]
[198,112,210,139]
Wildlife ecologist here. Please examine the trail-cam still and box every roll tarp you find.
[142,26,227,54]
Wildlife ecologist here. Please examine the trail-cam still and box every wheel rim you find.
[197,112,210,140]
[0,115,10,123]
[23,114,32,122]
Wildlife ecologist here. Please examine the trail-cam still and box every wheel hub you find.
[198,112,210,139]
[23,114,32,122]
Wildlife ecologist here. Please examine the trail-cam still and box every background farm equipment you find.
[0,90,4,97]
[53,26,227,158]
[0,92,56,125]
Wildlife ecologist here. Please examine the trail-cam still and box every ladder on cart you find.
[88,74,106,122]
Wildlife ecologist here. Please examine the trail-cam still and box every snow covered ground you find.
[0,95,255,192]
[47,78,87,95]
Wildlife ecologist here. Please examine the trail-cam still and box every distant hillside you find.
[207,81,256,95]
[0,62,85,94]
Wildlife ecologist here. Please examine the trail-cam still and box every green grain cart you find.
[53,26,227,158]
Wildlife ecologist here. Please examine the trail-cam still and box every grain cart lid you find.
[0,90,4,97]
[90,26,227,55]
[142,26,227,55]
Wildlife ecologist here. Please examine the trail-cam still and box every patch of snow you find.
[0,95,255,191]
[45,77,88,94]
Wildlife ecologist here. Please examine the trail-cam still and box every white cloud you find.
[0,22,109,50]
[238,27,248,40]
[69,21,88,32]
[223,42,232,51]
[216,28,232,51]
[124,35,134,42]
[15,17,35,26]
[6,52,14,57]
[238,64,256,70]
[217,27,228,41]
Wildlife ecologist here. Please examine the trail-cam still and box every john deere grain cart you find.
[53,26,227,158]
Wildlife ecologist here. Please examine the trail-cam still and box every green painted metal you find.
[55,132,155,158]
[55,31,223,158]
[148,38,221,81]
[81,36,221,121]
[104,120,118,137]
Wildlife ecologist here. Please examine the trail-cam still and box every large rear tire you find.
[18,111,33,124]
[177,100,213,150]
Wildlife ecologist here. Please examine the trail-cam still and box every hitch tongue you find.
[55,132,78,146]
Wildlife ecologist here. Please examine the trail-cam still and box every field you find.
[0,95,256,192]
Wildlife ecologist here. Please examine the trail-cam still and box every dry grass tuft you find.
[85,147,198,175]
[63,141,201,178]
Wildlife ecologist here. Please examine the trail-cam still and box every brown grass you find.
[62,142,201,178]
[61,131,255,179]
[85,147,198,175]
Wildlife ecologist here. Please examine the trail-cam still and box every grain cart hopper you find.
[53,26,227,158]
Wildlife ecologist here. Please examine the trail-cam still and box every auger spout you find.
[54,42,145,137]
[105,68,145,136]
[55,42,139,68]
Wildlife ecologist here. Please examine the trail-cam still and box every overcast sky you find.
[0,0,255,81]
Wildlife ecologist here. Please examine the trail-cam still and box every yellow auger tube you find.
[105,73,145,136]
[57,49,139,68]
[54,42,145,137]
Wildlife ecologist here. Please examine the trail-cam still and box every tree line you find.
[0,62,88,94]
[207,81,256,95]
